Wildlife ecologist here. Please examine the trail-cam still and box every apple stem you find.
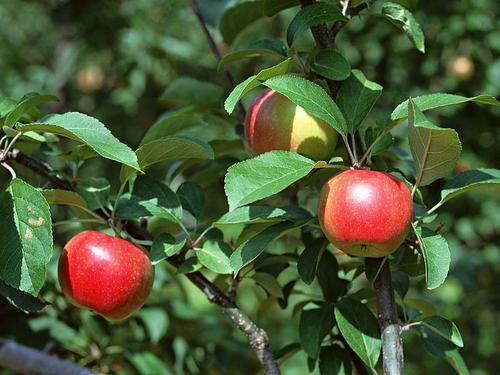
[374,260,404,375]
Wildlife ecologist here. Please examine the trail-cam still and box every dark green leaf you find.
[392,271,410,298]
[317,250,347,301]
[116,175,182,224]
[298,238,323,284]
[287,2,346,47]
[299,304,335,359]
[337,70,383,133]
[230,221,297,272]
[75,177,110,211]
[128,352,170,375]
[311,50,351,81]
[4,93,58,128]
[177,181,205,218]
[151,234,186,264]
[252,272,284,298]
[176,257,202,274]
[319,344,352,375]
[422,316,464,347]
[0,280,46,313]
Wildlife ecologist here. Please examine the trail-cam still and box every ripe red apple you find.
[245,88,338,160]
[318,169,413,257]
[58,231,154,320]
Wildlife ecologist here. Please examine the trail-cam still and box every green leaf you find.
[137,308,169,343]
[196,240,233,274]
[319,345,352,375]
[422,316,464,347]
[263,74,347,135]
[116,175,182,224]
[176,257,202,274]
[0,179,53,296]
[252,272,284,298]
[311,50,351,81]
[121,136,214,182]
[18,112,140,171]
[3,93,58,128]
[408,99,462,188]
[439,168,500,205]
[128,352,171,375]
[299,304,335,359]
[413,226,450,290]
[75,177,110,211]
[224,151,315,211]
[219,1,265,45]
[43,189,88,209]
[445,349,470,375]
[392,271,410,298]
[297,237,323,284]
[334,298,381,369]
[151,234,186,265]
[317,250,347,301]
[177,181,205,218]
[160,77,223,106]
[224,58,292,114]
[219,0,298,45]
[214,205,311,226]
[0,280,46,313]
[218,40,287,69]
[287,2,346,47]
[390,93,500,123]
[337,70,383,132]
[230,221,296,273]
[382,2,425,53]
[141,111,237,146]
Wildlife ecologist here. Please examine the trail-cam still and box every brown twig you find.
[190,0,246,123]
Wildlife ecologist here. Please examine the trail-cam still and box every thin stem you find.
[191,0,246,122]
[374,261,404,375]
[3,131,22,156]
[359,129,388,165]
[426,201,443,215]
[341,134,357,165]
[1,162,16,180]
[192,225,213,248]
[111,179,128,225]
[0,135,8,150]
[351,132,358,161]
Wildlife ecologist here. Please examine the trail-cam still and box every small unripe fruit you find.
[318,169,413,257]
[245,89,338,160]
[58,231,154,320]
[449,56,474,81]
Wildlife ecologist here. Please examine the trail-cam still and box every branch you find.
[374,261,404,375]
[0,339,96,375]
[190,0,246,123]
[9,149,281,375]
[3,149,74,190]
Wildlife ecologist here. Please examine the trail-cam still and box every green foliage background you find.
[0,0,498,374]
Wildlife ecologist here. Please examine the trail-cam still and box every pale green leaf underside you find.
[414,227,450,290]
[440,168,500,204]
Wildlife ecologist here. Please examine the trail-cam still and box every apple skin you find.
[245,89,338,161]
[318,169,413,257]
[58,231,154,320]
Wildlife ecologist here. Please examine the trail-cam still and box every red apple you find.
[245,89,338,160]
[58,231,154,320]
[318,169,413,257]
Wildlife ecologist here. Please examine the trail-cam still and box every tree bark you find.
[374,261,404,375]
[0,339,96,375]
